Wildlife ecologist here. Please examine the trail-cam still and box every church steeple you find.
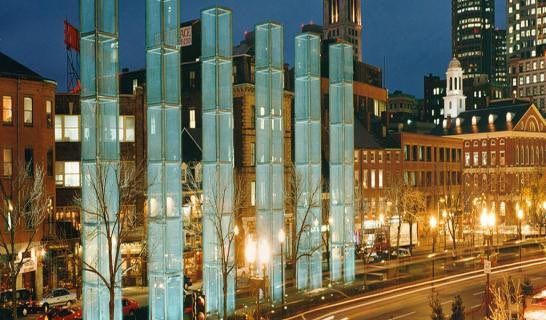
[443,57,466,118]
[323,0,362,61]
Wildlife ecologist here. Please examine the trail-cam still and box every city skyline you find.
[0,0,506,96]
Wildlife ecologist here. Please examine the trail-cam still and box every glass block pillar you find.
[328,42,355,284]
[146,0,183,318]
[294,32,322,291]
[201,7,235,317]
[255,22,284,303]
[80,0,121,319]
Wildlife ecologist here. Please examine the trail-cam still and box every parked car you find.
[37,306,82,320]
[524,290,546,320]
[390,248,412,258]
[40,288,77,312]
[0,288,38,316]
[122,297,139,318]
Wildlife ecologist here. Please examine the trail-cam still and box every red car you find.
[122,297,139,317]
[37,307,82,320]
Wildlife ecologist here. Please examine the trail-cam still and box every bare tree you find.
[487,277,523,320]
[0,164,49,320]
[75,163,145,320]
[441,184,470,252]
[201,168,247,320]
[522,167,546,236]
[285,164,323,290]
[384,174,425,255]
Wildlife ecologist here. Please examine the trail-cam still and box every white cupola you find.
[443,57,466,119]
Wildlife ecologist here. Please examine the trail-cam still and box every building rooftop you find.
[431,99,534,135]
[0,51,47,81]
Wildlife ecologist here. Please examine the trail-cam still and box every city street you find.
[289,259,546,320]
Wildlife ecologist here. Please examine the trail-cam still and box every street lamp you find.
[234,225,240,296]
[277,229,286,316]
[480,208,495,318]
[429,215,438,291]
[442,209,448,251]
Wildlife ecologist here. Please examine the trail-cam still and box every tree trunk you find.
[409,222,413,255]
[109,288,115,320]
[223,272,228,320]
[11,274,18,320]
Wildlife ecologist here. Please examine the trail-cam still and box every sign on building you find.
[181,26,192,47]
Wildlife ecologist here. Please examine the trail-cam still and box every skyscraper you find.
[323,0,362,61]
[451,0,495,79]
[494,29,508,98]
[507,0,546,59]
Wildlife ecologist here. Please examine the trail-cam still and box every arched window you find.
[526,145,530,164]
[450,77,453,91]
[516,145,519,164]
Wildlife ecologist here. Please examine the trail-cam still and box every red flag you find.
[64,20,80,52]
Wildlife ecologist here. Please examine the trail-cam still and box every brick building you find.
[433,99,546,231]
[0,51,56,297]
[51,85,146,288]
[353,120,463,247]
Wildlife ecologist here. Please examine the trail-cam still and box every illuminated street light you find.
[429,215,438,291]
[278,229,286,316]
[480,208,495,318]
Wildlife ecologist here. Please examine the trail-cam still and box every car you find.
[40,288,77,312]
[524,290,546,320]
[122,297,139,318]
[0,288,38,316]
[37,306,82,320]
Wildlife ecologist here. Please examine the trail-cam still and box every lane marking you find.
[472,291,484,296]
[389,311,416,320]
[471,304,481,309]
[441,300,452,305]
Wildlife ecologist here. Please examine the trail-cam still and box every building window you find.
[119,116,135,142]
[24,97,33,125]
[378,170,383,189]
[473,152,479,166]
[491,151,496,166]
[46,149,53,177]
[250,142,255,166]
[500,151,505,166]
[482,151,487,166]
[55,115,80,142]
[189,110,196,129]
[189,71,196,88]
[386,152,391,163]
[465,152,470,167]
[46,100,53,128]
[378,152,383,163]
[370,152,375,163]
[24,148,34,176]
[2,96,12,125]
[363,170,368,189]
[55,161,81,187]
[363,151,367,163]
[371,170,376,189]
[2,149,12,177]
[250,181,256,206]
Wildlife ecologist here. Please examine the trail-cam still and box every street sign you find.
[484,260,491,274]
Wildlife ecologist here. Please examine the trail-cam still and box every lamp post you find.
[442,209,447,251]
[258,240,270,319]
[517,208,524,267]
[429,215,438,292]
[480,208,495,318]
[278,229,286,317]
[234,225,240,296]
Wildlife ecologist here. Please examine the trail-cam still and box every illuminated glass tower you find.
[146,0,183,318]
[201,7,236,317]
[80,0,121,318]
[294,32,322,291]
[328,42,355,284]
[255,22,285,303]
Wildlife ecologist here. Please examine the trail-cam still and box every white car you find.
[40,288,77,311]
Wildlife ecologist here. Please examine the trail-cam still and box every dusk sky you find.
[0,0,506,97]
